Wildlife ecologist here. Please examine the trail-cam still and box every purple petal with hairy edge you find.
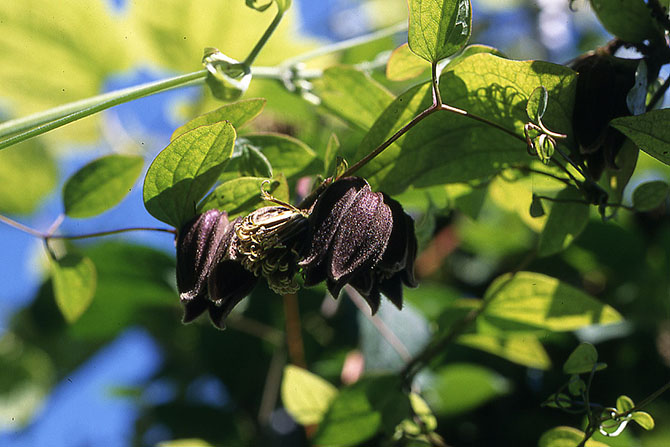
[207,260,258,328]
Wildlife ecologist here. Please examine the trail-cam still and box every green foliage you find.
[407,0,472,62]
[539,426,609,447]
[281,364,338,425]
[50,253,97,323]
[537,188,590,257]
[632,180,669,211]
[63,155,144,218]
[171,98,266,140]
[563,342,606,374]
[198,176,285,218]
[0,141,57,215]
[588,0,661,43]
[356,53,576,194]
[143,121,236,228]
[611,110,670,166]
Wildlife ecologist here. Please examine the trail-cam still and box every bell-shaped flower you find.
[300,177,417,313]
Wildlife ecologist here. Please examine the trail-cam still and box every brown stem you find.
[283,293,306,368]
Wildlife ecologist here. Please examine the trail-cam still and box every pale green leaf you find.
[480,272,622,333]
[611,110,670,166]
[171,98,266,140]
[632,180,669,211]
[616,395,634,412]
[423,363,510,416]
[537,187,590,257]
[527,86,549,123]
[589,0,661,43]
[323,133,340,177]
[63,155,143,218]
[386,43,429,81]
[50,254,97,323]
[143,121,236,228]
[408,0,472,62]
[281,365,338,426]
[396,393,437,436]
[315,66,395,131]
[356,53,577,194]
[539,426,610,447]
[198,176,283,218]
[631,411,655,430]
[458,333,552,370]
[563,342,605,374]
[0,140,57,215]
[0,1,132,143]
[158,439,214,447]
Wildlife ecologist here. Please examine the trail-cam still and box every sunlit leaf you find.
[539,426,609,447]
[589,0,661,43]
[616,395,634,412]
[356,53,576,194]
[143,121,236,228]
[281,365,338,426]
[632,180,669,211]
[315,66,395,131]
[171,98,266,140]
[0,140,57,215]
[198,176,283,218]
[527,86,548,123]
[323,133,340,177]
[480,272,622,333]
[563,342,606,374]
[241,133,319,180]
[631,411,655,430]
[386,43,429,81]
[396,393,437,436]
[423,363,510,416]
[158,439,214,447]
[458,333,552,370]
[611,110,670,166]
[0,1,132,143]
[537,187,590,257]
[50,253,97,323]
[63,155,143,218]
[407,0,472,62]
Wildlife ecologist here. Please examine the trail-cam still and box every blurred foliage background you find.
[1,0,670,446]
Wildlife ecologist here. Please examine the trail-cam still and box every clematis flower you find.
[300,177,418,313]
[176,209,257,329]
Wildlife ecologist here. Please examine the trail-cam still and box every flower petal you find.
[207,259,258,327]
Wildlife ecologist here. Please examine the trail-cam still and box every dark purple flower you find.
[300,177,417,313]
[176,209,257,329]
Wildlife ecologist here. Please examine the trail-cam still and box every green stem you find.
[0,70,207,151]
[243,8,285,67]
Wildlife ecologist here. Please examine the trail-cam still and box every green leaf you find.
[588,0,661,43]
[238,143,273,178]
[0,334,55,430]
[143,121,236,228]
[171,98,266,140]
[314,376,408,446]
[568,376,586,396]
[241,133,319,180]
[356,53,577,194]
[0,1,132,143]
[63,155,144,218]
[69,242,175,339]
[323,133,340,177]
[616,395,634,412]
[611,110,670,166]
[458,333,552,370]
[527,86,549,123]
[0,140,57,215]
[281,365,338,426]
[530,194,546,218]
[480,272,623,333]
[50,254,97,323]
[632,180,669,211]
[542,393,573,410]
[198,176,282,218]
[315,66,395,131]
[537,187,590,257]
[631,411,655,430]
[563,342,606,374]
[423,363,510,416]
[157,440,214,447]
[539,426,610,447]
[396,393,437,436]
[407,0,472,62]
[386,43,430,81]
